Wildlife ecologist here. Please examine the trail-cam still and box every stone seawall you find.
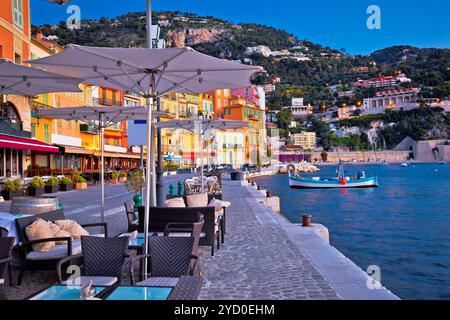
[312,150,410,163]
[245,178,399,300]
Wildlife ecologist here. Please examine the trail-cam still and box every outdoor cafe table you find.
[26,284,109,300]
[0,212,32,245]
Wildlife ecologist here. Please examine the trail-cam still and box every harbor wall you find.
[244,178,399,300]
[311,150,410,163]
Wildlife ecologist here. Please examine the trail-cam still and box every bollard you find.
[168,184,175,196]
[266,190,272,198]
[301,214,312,227]
[177,181,184,196]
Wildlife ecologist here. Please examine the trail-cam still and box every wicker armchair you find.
[56,236,130,287]
[0,237,14,300]
[130,236,198,286]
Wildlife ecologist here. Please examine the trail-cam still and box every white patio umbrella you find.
[37,106,166,223]
[155,118,249,192]
[27,45,261,277]
[0,59,82,96]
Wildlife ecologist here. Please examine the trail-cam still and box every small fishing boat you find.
[288,161,379,189]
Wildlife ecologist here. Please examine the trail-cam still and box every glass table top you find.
[105,286,173,300]
[29,285,106,300]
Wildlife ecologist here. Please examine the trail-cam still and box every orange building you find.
[221,96,264,164]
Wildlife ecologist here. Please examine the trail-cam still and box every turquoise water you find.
[254,164,450,300]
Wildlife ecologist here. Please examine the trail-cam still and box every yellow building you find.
[290,131,316,150]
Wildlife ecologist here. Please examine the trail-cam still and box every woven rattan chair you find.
[0,237,14,300]
[56,236,130,287]
[167,275,203,300]
[130,236,198,286]
[164,214,204,256]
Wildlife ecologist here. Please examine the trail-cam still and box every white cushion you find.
[164,197,186,208]
[186,193,208,207]
[137,277,178,287]
[27,239,82,261]
[62,276,117,287]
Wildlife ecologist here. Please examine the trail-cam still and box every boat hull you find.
[289,176,379,189]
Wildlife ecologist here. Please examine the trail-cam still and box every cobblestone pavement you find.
[198,179,340,300]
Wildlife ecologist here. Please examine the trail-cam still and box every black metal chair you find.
[56,236,130,287]
[0,237,14,300]
[130,236,198,287]
[124,201,138,232]
[0,227,9,237]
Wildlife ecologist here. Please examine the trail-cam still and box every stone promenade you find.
[198,178,340,300]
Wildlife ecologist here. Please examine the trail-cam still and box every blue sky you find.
[31,0,450,55]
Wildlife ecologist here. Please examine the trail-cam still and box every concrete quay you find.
[199,177,399,300]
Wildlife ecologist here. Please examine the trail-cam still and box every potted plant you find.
[125,170,144,207]
[118,171,127,183]
[2,179,23,200]
[59,176,73,192]
[27,176,44,196]
[74,175,87,190]
[110,170,119,184]
[44,176,59,193]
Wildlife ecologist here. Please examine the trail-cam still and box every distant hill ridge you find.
[34,11,449,101]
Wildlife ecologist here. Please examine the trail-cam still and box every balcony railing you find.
[92,97,121,106]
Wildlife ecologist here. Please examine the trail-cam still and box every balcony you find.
[221,143,243,149]
[80,123,98,134]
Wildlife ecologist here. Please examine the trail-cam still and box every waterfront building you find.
[352,73,411,88]
[361,88,420,115]
[290,132,316,150]
[221,95,264,164]
[0,1,62,178]
[288,98,313,118]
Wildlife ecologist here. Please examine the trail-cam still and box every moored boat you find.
[288,161,379,189]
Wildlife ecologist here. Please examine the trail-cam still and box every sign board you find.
[127,120,147,146]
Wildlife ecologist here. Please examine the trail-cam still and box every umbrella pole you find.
[200,129,204,194]
[143,73,155,278]
[100,114,105,224]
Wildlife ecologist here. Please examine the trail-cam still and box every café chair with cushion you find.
[15,209,108,286]
[56,236,130,287]
[0,237,14,290]
[129,236,198,287]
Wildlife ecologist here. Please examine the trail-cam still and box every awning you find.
[58,145,94,155]
[0,134,59,153]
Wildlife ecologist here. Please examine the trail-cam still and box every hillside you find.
[34,11,450,105]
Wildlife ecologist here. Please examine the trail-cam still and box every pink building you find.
[232,87,257,104]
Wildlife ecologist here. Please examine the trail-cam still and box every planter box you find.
[75,182,87,190]
[44,185,59,194]
[2,189,24,200]
[119,177,127,183]
[59,184,72,192]
[231,171,245,181]
[27,186,44,197]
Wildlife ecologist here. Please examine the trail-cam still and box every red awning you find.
[0,134,59,153]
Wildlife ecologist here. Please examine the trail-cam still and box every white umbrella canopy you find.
[27,45,261,278]
[26,45,262,96]
[0,59,82,96]
[37,106,166,223]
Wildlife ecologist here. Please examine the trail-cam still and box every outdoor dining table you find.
[0,212,32,245]
[26,284,109,300]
